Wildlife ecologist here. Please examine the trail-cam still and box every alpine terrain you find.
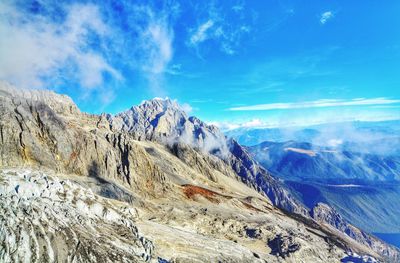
[0,83,399,262]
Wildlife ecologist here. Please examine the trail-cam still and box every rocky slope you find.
[110,98,230,158]
[312,203,399,261]
[0,169,153,263]
[0,82,398,262]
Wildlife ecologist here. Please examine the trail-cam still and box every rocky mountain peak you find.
[110,97,230,158]
[137,97,181,111]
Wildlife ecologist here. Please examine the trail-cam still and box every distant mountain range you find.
[248,140,400,182]
[246,139,400,241]
[226,120,400,156]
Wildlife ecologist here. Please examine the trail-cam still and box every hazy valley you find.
[229,124,400,249]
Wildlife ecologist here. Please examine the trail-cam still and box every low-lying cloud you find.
[228,98,400,111]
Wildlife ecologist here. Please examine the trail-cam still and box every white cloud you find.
[126,3,178,95]
[327,139,343,147]
[221,42,235,55]
[242,118,263,127]
[320,11,334,24]
[228,98,400,111]
[181,103,193,114]
[232,4,244,12]
[0,2,121,90]
[210,118,266,131]
[190,20,214,45]
[212,112,400,132]
[0,1,178,102]
[208,121,241,131]
[187,3,251,55]
[139,16,174,75]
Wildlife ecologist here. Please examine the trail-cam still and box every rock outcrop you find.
[228,138,308,216]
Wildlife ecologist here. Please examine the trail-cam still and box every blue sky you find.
[1,0,399,129]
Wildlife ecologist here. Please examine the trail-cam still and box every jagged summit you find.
[138,97,179,108]
[110,96,230,158]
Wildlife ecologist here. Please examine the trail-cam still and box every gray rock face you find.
[0,84,304,217]
[228,138,308,216]
[0,83,167,198]
[312,203,400,262]
[110,98,230,158]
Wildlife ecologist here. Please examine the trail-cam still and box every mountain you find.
[0,82,399,262]
[108,97,307,216]
[312,203,400,258]
[248,141,400,182]
[110,98,230,158]
[247,140,400,234]
[226,121,400,156]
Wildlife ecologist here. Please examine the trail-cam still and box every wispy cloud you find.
[129,3,178,95]
[0,1,179,102]
[212,112,400,132]
[190,20,214,45]
[232,4,244,12]
[210,118,269,131]
[320,11,334,24]
[224,47,340,95]
[181,103,194,114]
[228,98,400,111]
[0,2,121,90]
[187,2,251,55]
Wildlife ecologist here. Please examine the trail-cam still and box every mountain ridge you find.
[247,139,400,235]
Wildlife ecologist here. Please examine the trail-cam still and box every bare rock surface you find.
[0,169,153,263]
